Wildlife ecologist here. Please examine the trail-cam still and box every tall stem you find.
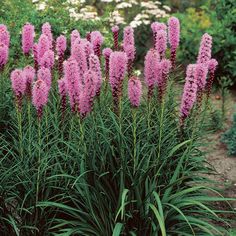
[16,105,23,159]
[36,119,41,205]
[27,101,32,157]
[132,109,137,173]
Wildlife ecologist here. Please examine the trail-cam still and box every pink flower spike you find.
[91,31,104,58]
[0,24,10,48]
[123,26,134,47]
[168,17,180,68]
[151,22,167,49]
[89,54,102,96]
[109,51,128,113]
[63,57,81,112]
[144,49,160,99]
[40,50,55,69]
[197,33,212,64]
[195,63,208,91]
[206,59,218,99]
[42,22,53,49]
[11,69,27,110]
[79,70,97,118]
[103,48,113,82]
[37,67,52,90]
[71,39,88,82]
[71,30,81,47]
[0,43,9,70]
[38,34,50,60]
[180,64,198,122]
[56,35,67,56]
[32,79,49,119]
[128,77,142,108]
[23,65,36,99]
[58,78,67,118]
[123,44,136,77]
[22,23,35,55]
[112,25,119,50]
[155,30,167,59]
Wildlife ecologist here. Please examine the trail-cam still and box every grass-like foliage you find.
[0,74,235,235]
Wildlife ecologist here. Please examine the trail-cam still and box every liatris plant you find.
[109,51,127,114]
[158,59,171,102]
[0,43,9,71]
[144,49,160,100]
[79,70,97,118]
[82,39,94,67]
[64,57,81,113]
[37,34,50,60]
[42,22,53,49]
[180,64,198,127]
[58,78,67,119]
[71,39,88,82]
[168,17,180,68]
[22,23,35,56]
[123,26,135,77]
[33,43,39,71]
[111,25,119,51]
[32,79,49,120]
[197,33,212,64]
[90,31,103,59]
[151,22,167,49]
[40,50,55,70]
[23,65,35,99]
[128,76,142,108]
[89,54,102,97]
[11,69,26,111]
[206,59,218,100]
[56,35,67,78]
[103,48,113,84]
[155,29,167,59]
[195,63,208,106]
[37,67,52,90]
[71,29,80,47]
[0,24,10,48]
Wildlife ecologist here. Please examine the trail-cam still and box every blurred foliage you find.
[175,0,236,83]
[221,113,236,156]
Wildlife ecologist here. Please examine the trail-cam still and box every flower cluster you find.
[0,24,10,70]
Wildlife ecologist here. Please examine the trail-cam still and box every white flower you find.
[163,5,171,11]
[130,20,142,28]
[37,2,47,11]
[116,2,132,9]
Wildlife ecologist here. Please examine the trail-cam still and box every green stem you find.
[132,109,137,173]
[17,107,23,159]
[27,101,32,157]
[157,100,165,164]
[36,120,41,205]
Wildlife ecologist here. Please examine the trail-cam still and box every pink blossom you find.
[0,43,9,69]
[71,39,88,82]
[22,23,35,55]
[208,58,218,72]
[144,49,160,99]
[23,66,35,99]
[151,22,167,33]
[0,24,10,47]
[128,77,142,107]
[180,64,198,120]
[197,33,212,64]
[155,30,167,58]
[103,48,113,82]
[123,26,134,47]
[168,17,180,50]
[89,54,102,96]
[37,34,50,60]
[32,79,49,119]
[79,70,97,117]
[63,57,81,112]
[58,78,67,117]
[109,52,128,113]
[39,50,55,69]
[42,22,53,49]
[37,67,52,90]
[91,31,104,58]
[56,35,67,56]
[194,63,208,91]
[112,25,119,50]
[206,59,218,99]
[71,30,80,47]
[11,69,27,97]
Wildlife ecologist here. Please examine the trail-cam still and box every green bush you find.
[221,113,236,156]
